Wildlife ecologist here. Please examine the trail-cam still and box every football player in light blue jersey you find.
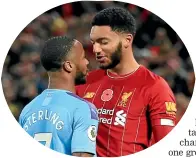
[19,36,99,157]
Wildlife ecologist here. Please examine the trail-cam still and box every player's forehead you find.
[71,40,85,56]
[90,26,118,41]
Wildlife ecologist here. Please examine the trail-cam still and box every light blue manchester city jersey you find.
[19,89,98,156]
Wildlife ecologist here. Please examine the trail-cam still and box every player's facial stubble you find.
[74,61,88,85]
[75,71,86,85]
[99,42,122,70]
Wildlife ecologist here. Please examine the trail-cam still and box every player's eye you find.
[91,40,95,45]
[101,40,108,45]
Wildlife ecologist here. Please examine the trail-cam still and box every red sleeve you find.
[153,125,173,142]
[148,77,176,142]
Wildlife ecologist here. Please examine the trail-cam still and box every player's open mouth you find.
[96,56,107,63]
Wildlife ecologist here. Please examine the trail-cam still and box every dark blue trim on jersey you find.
[66,92,98,120]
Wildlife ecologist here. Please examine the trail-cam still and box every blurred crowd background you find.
[1,1,195,123]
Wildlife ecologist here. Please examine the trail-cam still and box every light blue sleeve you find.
[71,101,99,155]
[18,112,24,127]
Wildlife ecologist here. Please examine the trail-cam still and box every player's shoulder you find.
[66,92,98,119]
[19,94,41,118]
[140,65,165,85]
[86,69,106,84]
[66,92,96,109]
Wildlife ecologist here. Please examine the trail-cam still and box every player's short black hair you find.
[92,7,136,36]
[40,36,74,71]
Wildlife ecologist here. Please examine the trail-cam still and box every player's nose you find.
[93,43,102,54]
[85,58,89,65]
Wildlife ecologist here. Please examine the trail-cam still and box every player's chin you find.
[85,69,89,76]
[99,62,111,70]
[82,72,88,79]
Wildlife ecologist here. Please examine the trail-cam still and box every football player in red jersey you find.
[76,7,177,157]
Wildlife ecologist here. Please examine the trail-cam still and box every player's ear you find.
[123,33,133,48]
[63,61,74,73]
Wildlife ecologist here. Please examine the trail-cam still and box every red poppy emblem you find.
[101,89,113,102]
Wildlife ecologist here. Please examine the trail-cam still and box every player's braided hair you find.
[92,7,136,36]
[40,36,74,71]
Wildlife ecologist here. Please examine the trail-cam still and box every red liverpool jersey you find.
[76,65,176,157]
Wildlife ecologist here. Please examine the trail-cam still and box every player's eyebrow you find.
[90,37,109,43]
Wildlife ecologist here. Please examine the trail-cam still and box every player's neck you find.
[48,75,76,94]
[109,52,140,76]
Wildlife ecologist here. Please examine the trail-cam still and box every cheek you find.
[78,60,86,71]
[104,47,117,61]
[102,41,118,54]
[102,46,115,56]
